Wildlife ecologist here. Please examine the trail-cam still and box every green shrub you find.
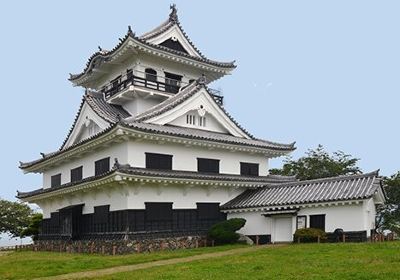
[208,218,246,245]
[294,228,327,243]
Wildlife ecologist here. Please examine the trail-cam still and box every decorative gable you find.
[169,109,229,134]
[144,24,202,58]
[141,86,251,138]
[63,102,110,149]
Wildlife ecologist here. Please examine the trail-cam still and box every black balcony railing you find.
[102,74,180,99]
[101,71,223,105]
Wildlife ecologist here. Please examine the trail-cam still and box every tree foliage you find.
[377,172,400,234]
[21,213,43,241]
[270,145,361,180]
[0,199,33,237]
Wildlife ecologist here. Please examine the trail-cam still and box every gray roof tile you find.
[221,171,383,210]
[17,166,297,199]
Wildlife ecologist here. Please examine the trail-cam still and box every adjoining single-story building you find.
[223,171,386,243]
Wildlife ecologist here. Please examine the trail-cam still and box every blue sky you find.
[0,0,399,203]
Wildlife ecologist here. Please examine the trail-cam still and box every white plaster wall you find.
[363,198,376,235]
[297,204,365,233]
[42,142,129,189]
[122,97,161,117]
[42,140,269,189]
[228,212,272,235]
[38,183,244,219]
[126,140,269,176]
[227,201,376,239]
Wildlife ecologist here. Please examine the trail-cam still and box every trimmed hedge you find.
[208,218,246,245]
[294,228,327,243]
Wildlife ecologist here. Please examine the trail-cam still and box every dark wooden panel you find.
[94,157,110,176]
[197,158,220,174]
[310,214,326,231]
[145,153,173,170]
[51,174,61,188]
[70,166,83,182]
[240,162,259,176]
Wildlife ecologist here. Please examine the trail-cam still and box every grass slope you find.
[0,244,244,280]
[93,242,400,280]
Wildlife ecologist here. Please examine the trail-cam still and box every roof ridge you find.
[265,170,380,189]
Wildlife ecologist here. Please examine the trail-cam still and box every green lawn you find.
[92,242,400,280]
[0,244,245,280]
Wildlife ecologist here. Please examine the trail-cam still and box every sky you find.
[0,0,399,206]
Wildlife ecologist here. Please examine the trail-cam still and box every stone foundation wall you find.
[34,235,208,255]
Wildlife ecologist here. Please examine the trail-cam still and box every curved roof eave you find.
[69,28,236,85]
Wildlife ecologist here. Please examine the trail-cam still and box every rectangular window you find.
[94,205,110,224]
[164,72,182,93]
[145,202,173,221]
[145,153,173,170]
[199,116,206,127]
[197,158,220,174]
[70,166,83,183]
[186,114,196,125]
[309,214,325,231]
[197,203,220,220]
[240,162,259,176]
[51,173,62,188]
[95,157,110,176]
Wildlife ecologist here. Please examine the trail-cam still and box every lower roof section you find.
[221,171,386,211]
[19,122,296,173]
[16,165,297,202]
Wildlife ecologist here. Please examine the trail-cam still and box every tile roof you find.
[20,81,295,170]
[125,122,295,151]
[17,166,297,199]
[133,78,254,139]
[59,91,130,150]
[221,171,383,210]
[69,6,235,83]
[140,4,206,59]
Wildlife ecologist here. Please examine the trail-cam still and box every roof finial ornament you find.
[40,152,45,158]
[116,113,123,123]
[113,158,120,169]
[127,25,135,36]
[197,74,207,85]
[169,4,178,23]
[98,46,102,52]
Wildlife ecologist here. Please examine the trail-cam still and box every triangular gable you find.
[139,86,251,139]
[144,24,202,58]
[62,101,111,149]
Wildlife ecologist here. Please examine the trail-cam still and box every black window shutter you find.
[310,215,326,231]
[95,157,110,176]
[240,163,259,176]
[70,166,83,182]
[51,174,62,188]
[197,158,220,174]
[145,153,173,170]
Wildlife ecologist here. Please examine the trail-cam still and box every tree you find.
[377,172,400,234]
[21,213,43,241]
[0,199,33,238]
[270,145,361,180]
